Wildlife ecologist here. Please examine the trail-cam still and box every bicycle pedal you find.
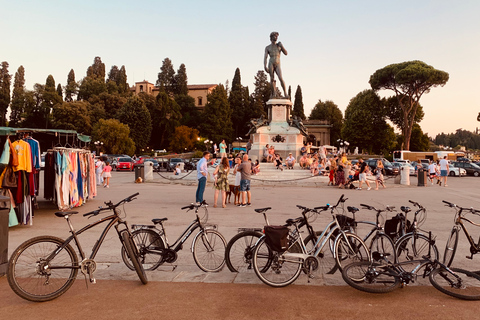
[172,265,177,271]
[466,255,473,260]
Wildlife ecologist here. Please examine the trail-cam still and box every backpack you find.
[264,225,290,252]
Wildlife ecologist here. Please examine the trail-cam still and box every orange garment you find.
[11,140,32,172]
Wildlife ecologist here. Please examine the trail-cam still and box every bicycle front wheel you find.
[395,233,438,273]
[252,237,303,287]
[334,233,370,271]
[443,228,459,267]
[225,230,263,272]
[7,236,79,302]
[121,231,148,284]
[192,229,227,272]
[121,228,165,271]
[370,233,396,264]
[429,267,480,300]
[342,261,401,294]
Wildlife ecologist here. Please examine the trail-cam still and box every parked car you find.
[133,156,149,167]
[452,161,480,177]
[156,158,169,171]
[365,158,399,176]
[184,159,197,171]
[392,162,415,175]
[116,157,134,171]
[168,158,184,172]
[448,163,467,176]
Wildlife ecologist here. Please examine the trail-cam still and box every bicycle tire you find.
[121,231,148,284]
[121,228,166,271]
[443,228,459,267]
[429,267,480,300]
[192,229,227,272]
[395,233,438,273]
[225,230,263,272]
[304,231,338,275]
[334,232,370,271]
[370,233,396,264]
[342,261,401,294]
[7,236,79,302]
[252,237,303,287]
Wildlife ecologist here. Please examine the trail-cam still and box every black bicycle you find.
[442,200,480,267]
[7,193,146,302]
[121,202,227,272]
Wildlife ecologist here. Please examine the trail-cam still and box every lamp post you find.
[94,141,103,156]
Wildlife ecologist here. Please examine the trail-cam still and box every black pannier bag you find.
[384,214,413,241]
[264,225,290,252]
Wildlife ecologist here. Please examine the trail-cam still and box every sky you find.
[2,0,479,137]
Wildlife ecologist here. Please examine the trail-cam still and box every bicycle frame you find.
[453,209,480,255]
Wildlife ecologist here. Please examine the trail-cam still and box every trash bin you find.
[134,165,144,181]
[0,195,11,276]
[417,168,427,186]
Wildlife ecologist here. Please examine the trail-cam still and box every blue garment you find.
[196,176,207,203]
[25,138,40,169]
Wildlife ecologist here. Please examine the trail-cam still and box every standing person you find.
[219,140,227,158]
[195,151,210,204]
[232,157,242,205]
[237,154,252,207]
[95,157,105,186]
[213,143,218,158]
[374,160,386,190]
[357,158,371,190]
[213,157,230,208]
[428,160,437,185]
[285,153,296,169]
[439,156,449,187]
[102,161,112,188]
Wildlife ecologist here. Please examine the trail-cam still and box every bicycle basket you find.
[264,225,289,252]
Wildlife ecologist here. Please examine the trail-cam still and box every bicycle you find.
[442,200,480,267]
[224,206,327,273]
[252,199,370,287]
[342,246,480,300]
[121,202,227,272]
[7,193,146,302]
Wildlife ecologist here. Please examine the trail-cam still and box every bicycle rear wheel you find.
[121,231,148,284]
[342,261,401,294]
[304,231,338,275]
[443,228,459,267]
[252,237,303,287]
[121,229,165,271]
[192,229,227,272]
[395,233,438,273]
[334,233,370,271]
[225,230,263,272]
[370,233,396,264]
[429,267,480,300]
[7,236,78,302]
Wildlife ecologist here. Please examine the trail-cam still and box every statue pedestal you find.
[249,98,304,161]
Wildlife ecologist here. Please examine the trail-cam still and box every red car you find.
[116,157,134,171]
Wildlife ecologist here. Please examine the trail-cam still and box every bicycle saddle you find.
[55,211,78,217]
[347,206,359,213]
[285,217,304,226]
[152,218,168,224]
[254,207,272,213]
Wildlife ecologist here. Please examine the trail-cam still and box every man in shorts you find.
[286,152,296,169]
[237,154,252,207]
[439,156,449,187]
[357,158,371,190]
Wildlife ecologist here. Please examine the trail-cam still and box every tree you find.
[369,60,449,150]
[86,56,105,80]
[174,63,188,96]
[292,85,306,120]
[78,57,107,101]
[250,70,270,117]
[64,69,77,102]
[116,95,152,153]
[56,83,63,100]
[152,91,182,149]
[200,84,233,143]
[0,61,11,126]
[175,93,199,128]
[156,58,176,95]
[169,126,199,153]
[42,75,62,128]
[92,118,135,155]
[10,65,25,127]
[409,123,430,151]
[341,90,396,154]
[309,99,343,145]
[385,95,424,134]
[89,92,127,119]
[229,68,251,138]
[52,101,91,134]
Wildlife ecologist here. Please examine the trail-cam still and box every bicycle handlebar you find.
[83,192,139,217]
[443,200,480,215]
[409,200,424,209]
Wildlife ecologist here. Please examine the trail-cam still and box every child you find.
[175,164,181,175]
[102,161,112,188]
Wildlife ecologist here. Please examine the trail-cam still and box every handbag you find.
[2,165,17,187]
[9,205,19,227]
